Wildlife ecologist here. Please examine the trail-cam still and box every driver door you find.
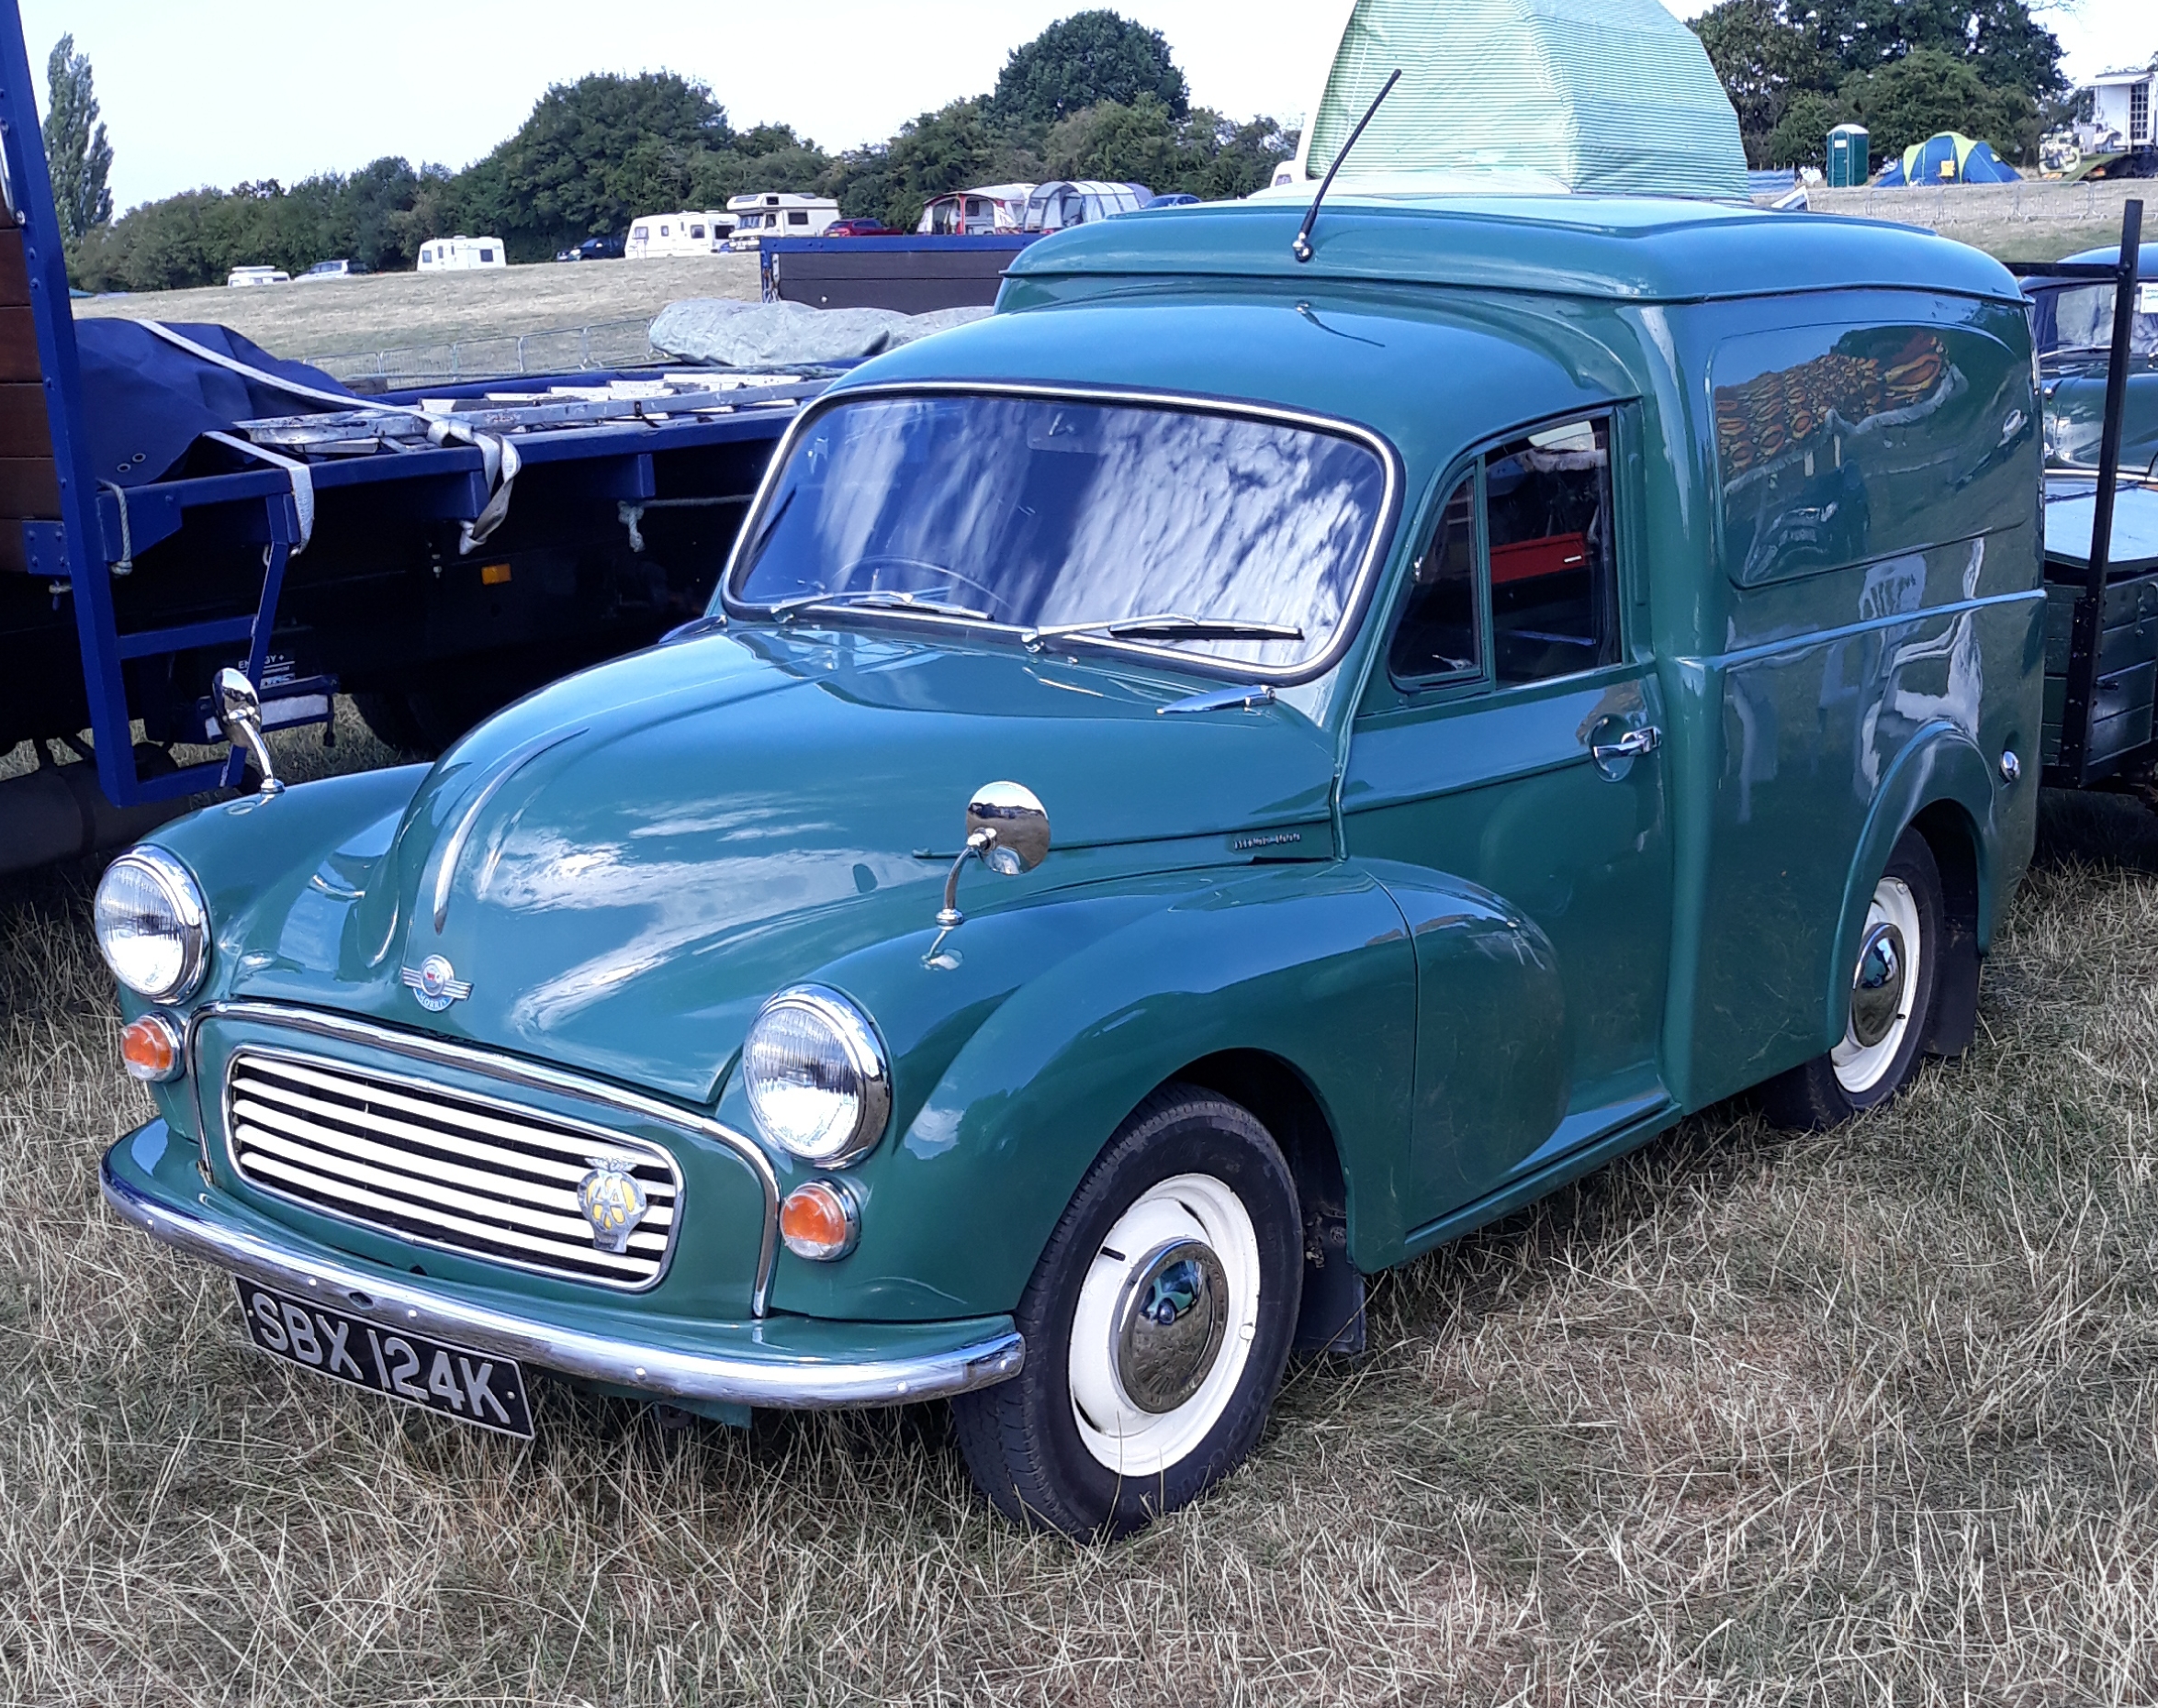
[1343,412,1674,1229]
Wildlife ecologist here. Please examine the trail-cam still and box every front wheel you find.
[1762,826,1943,1129]
[951,1086,1302,1537]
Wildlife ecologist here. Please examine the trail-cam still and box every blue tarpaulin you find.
[73,320,354,488]
[1874,132,2022,187]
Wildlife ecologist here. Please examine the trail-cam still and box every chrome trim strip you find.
[433,726,587,933]
[716,379,1406,690]
[186,1001,782,1316]
[102,1159,1024,1410]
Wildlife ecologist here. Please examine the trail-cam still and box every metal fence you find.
[305,316,659,388]
[1806,179,2146,230]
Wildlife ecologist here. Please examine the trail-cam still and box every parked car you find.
[225,265,288,287]
[822,218,903,238]
[100,192,2043,1537]
[2022,244,2158,476]
[555,233,627,263]
[296,259,369,282]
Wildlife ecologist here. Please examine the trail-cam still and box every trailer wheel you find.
[1762,827,1943,1130]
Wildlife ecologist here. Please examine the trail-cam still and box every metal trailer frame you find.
[0,13,817,821]
[2013,199,2148,789]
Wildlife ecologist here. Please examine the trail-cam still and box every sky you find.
[17,0,2154,211]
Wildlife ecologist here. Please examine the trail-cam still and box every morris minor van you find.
[97,194,2044,1535]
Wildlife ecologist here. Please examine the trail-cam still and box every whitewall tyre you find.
[1762,827,1943,1130]
[950,1086,1302,1537]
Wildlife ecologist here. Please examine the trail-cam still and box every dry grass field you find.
[73,254,761,371]
[6,702,2158,1704]
[60,180,2135,384]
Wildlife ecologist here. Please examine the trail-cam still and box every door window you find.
[1486,419,1617,685]
[1387,474,1479,683]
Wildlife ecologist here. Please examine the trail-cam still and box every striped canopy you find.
[1292,0,1750,201]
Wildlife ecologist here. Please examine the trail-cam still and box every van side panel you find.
[1652,292,2043,1108]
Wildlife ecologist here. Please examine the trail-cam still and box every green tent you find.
[1287,0,1750,201]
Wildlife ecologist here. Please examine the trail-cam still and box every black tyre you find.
[951,1084,1303,1537]
[1761,826,1943,1130]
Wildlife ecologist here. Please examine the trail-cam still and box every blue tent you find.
[1875,131,2021,186]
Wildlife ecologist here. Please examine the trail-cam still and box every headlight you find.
[742,986,891,1167]
[94,848,209,1004]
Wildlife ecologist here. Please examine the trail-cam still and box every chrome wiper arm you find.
[765,589,993,622]
[1023,612,1305,649]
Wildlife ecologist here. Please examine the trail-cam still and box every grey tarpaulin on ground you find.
[648,299,993,367]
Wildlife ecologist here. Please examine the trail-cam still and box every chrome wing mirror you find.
[214,668,285,797]
[936,781,1049,930]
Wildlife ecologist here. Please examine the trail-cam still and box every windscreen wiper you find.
[765,589,994,622]
[1023,612,1306,649]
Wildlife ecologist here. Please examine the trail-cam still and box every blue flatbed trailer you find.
[0,7,815,873]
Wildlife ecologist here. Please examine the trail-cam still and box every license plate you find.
[234,1279,534,1439]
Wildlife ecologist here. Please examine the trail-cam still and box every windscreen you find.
[728,393,1389,674]
[2031,281,2158,359]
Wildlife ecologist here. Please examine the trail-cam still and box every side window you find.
[1486,418,1617,685]
[1388,474,1479,683]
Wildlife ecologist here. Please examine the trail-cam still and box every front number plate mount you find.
[234,1277,535,1439]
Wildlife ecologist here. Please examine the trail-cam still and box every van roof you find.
[1006,194,2023,306]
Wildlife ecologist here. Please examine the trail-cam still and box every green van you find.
[96,194,2043,1534]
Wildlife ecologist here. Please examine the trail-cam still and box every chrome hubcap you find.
[1849,923,1906,1049]
[1113,1239,1230,1414]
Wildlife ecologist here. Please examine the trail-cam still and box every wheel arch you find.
[1175,1049,1366,1354]
[1825,724,1996,1057]
[761,861,1418,1324]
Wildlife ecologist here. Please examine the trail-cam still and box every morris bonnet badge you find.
[577,1158,650,1254]
[400,954,472,1013]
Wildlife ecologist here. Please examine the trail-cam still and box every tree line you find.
[64,12,1296,294]
[1689,0,2070,169]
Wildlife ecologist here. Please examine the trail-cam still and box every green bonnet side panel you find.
[747,862,1420,1322]
[1655,293,2044,1107]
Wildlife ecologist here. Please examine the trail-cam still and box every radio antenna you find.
[1293,68,1402,264]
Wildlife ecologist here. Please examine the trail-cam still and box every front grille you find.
[224,1050,680,1288]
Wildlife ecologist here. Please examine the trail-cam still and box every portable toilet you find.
[1826,124,1868,187]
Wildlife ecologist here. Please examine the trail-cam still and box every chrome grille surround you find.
[223,1046,684,1291]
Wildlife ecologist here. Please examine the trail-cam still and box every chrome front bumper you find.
[101,1142,1025,1410]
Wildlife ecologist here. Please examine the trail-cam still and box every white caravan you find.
[726,193,840,251]
[416,236,507,273]
[625,211,734,258]
[226,265,289,287]
[916,183,1035,235]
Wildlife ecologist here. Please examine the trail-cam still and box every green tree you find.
[1692,0,1837,163]
[473,72,730,258]
[42,34,114,243]
[989,11,1187,129]
[1762,90,1850,167]
[1840,47,2028,159]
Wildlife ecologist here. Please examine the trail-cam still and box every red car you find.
[822,218,899,237]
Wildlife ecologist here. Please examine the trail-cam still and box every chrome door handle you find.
[1590,725,1661,762]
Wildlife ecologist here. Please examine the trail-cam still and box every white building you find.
[2086,58,2155,154]
[417,236,506,272]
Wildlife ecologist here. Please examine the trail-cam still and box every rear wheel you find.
[951,1085,1302,1537]
[1762,827,1942,1129]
